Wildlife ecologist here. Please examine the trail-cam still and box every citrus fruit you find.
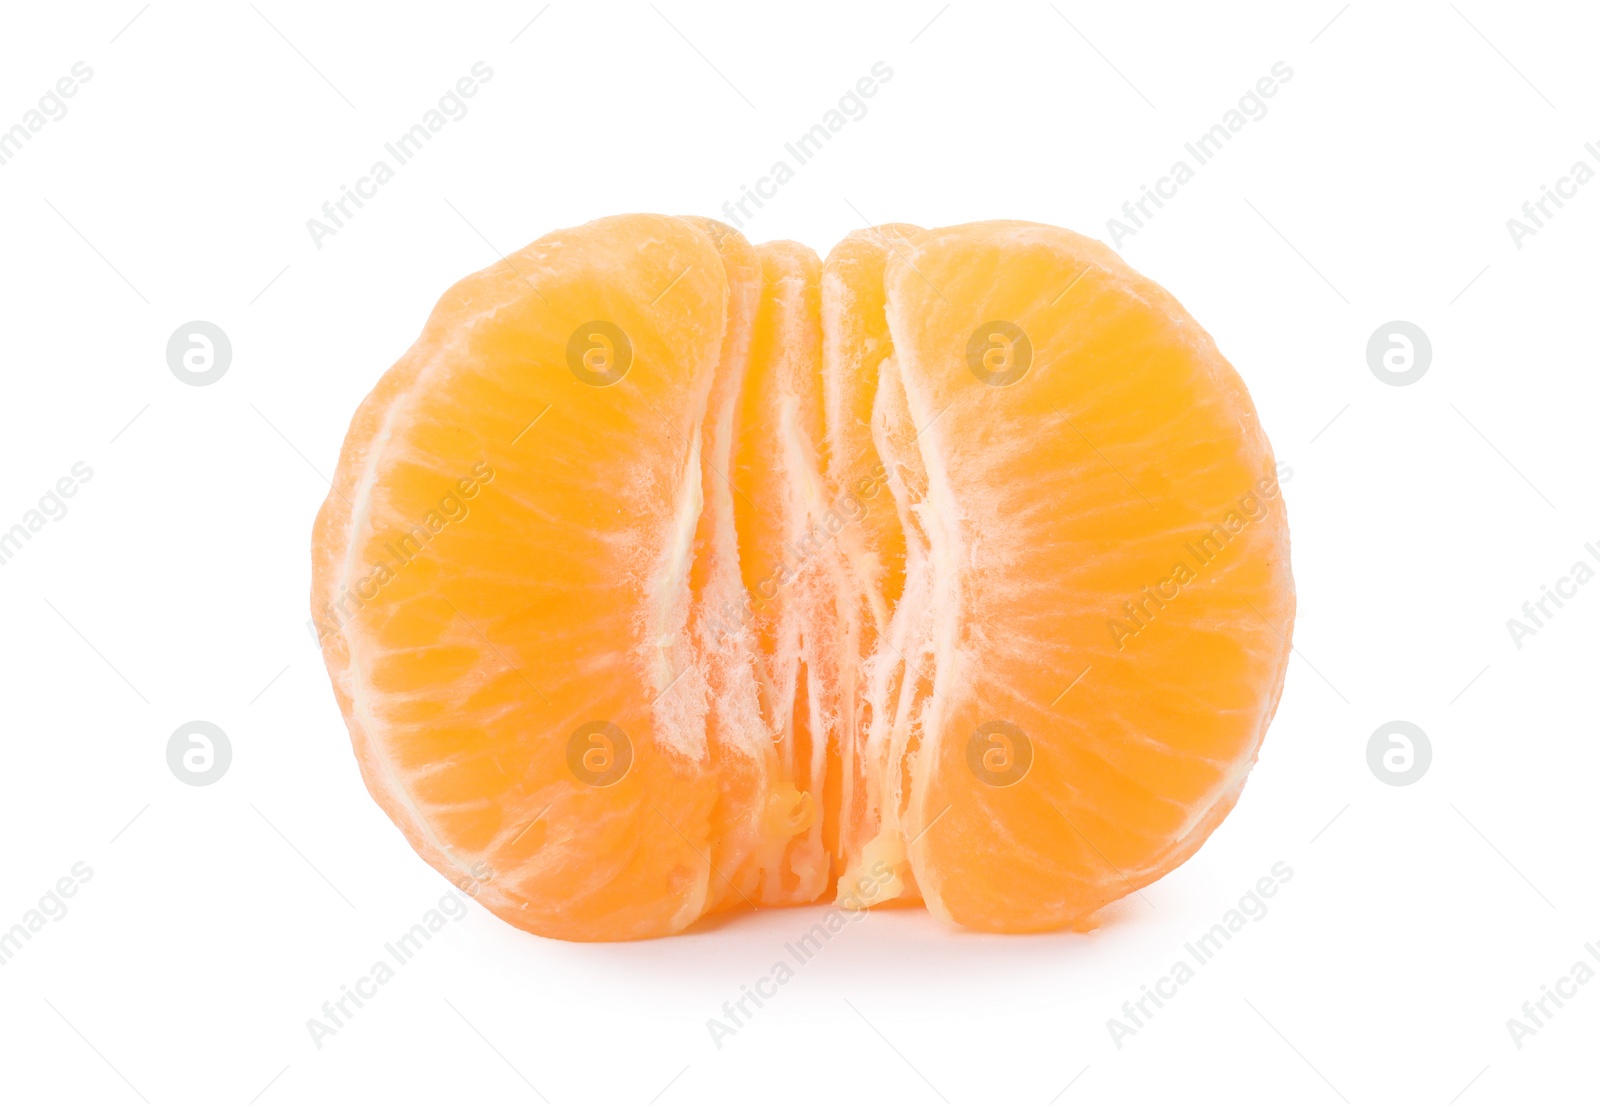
[312,214,1293,940]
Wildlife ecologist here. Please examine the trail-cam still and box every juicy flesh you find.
[311,215,1294,940]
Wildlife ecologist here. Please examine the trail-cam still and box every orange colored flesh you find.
[312,215,1294,940]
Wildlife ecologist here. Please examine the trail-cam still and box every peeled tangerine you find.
[311,216,1294,941]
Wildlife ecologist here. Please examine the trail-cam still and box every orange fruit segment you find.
[728,239,835,905]
[313,215,744,940]
[817,223,929,907]
[873,222,1293,932]
[313,216,1294,940]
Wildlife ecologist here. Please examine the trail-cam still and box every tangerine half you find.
[311,215,1294,940]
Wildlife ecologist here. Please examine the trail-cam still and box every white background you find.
[0,2,1594,1105]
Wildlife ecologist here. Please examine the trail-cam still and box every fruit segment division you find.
[312,216,1294,941]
